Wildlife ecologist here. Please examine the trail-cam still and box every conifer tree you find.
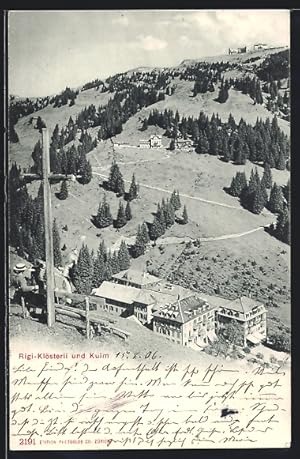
[222,136,231,162]
[77,155,93,184]
[128,173,138,201]
[217,83,229,103]
[149,216,163,241]
[32,140,43,174]
[104,255,113,280]
[252,182,265,214]
[92,243,105,288]
[182,205,188,224]
[107,161,124,195]
[111,251,120,275]
[125,201,132,221]
[282,179,290,206]
[118,240,130,271]
[59,180,68,200]
[170,190,181,210]
[275,207,290,244]
[141,222,150,245]
[115,201,127,228]
[163,199,175,227]
[53,218,62,267]
[240,169,257,211]
[268,183,284,214]
[132,224,148,258]
[261,162,272,189]
[72,244,93,294]
[276,150,286,170]
[229,172,247,197]
[94,196,113,228]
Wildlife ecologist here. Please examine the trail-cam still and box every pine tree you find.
[59,180,68,200]
[182,205,188,224]
[141,222,150,245]
[275,207,290,244]
[111,251,120,274]
[104,254,113,280]
[53,218,62,267]
[282,179,290,206]
[170,190,181,211]
[107,161,124,195]
[268,183,284,214]
[94,196,113,228]
[159,204,166,232]
[118,240,130,271]
[222,136,231,162]
[132,224,148,258]
[149,216,163,241]
[92,244,105,288]
[78,155,93,184]
[72,244,93,294]
[115,201,127,228]
[163,199,175,227]
[128,173,138,201]
[125,201,132,221]
[252,183,265,214]
[217,84,229,103]
[229,172,247,197]
[261,162,272,189]
[32,140,43,175]
[276,150,286,170]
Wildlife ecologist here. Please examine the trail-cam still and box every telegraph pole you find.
[42,128,55,326]
[21,128,81,327]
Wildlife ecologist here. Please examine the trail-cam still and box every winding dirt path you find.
[92,170,247,211]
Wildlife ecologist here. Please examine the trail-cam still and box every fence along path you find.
[53,290,131,340]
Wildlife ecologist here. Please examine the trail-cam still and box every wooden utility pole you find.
[21,128,81,327]
[42,129,55,326]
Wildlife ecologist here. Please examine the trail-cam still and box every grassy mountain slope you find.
[9,47,290,343]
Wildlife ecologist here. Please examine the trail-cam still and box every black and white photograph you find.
[7,9,291,451]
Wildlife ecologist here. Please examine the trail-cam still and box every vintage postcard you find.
[7,10,291,451]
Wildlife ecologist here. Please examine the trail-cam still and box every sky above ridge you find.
[8,10,290,97]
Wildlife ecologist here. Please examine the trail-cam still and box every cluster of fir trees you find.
[93,197,133,229]
[232,76,263,104]
[229,166,269,214]
[31,124,93,185]
[94,164,137,229]
[51,87,78,107]
[68,83,165,141]
[9,96,51,142]
[228,162,289,220]
[146,109,289,170]
[149,191,187,240]
[106,162,139,201]
[255,50,289,82]
[182,60,237,84]
[131,223,150,258]
[228,165,290,244]
[81,78,106,92]
[9,164,63,264]
[263,80,290,120]
[106,69,170,93]
[72,239,131,294]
